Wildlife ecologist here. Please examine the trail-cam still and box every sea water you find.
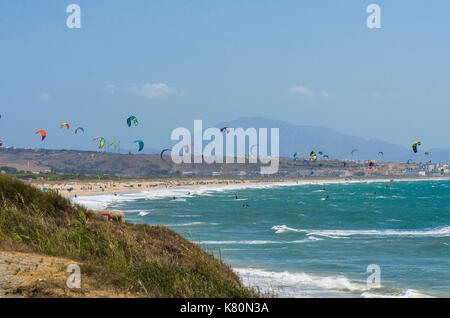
[73,180,450,297]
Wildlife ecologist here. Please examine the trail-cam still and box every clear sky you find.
[1,0,450,152]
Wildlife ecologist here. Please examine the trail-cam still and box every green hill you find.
[0,175,256,297]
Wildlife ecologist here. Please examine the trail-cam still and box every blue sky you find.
[1,0,450,152]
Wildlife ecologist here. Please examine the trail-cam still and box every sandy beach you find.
[29,176,450,199]
[29,178,281,197]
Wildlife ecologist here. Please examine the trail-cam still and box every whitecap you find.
[271,225,450,238]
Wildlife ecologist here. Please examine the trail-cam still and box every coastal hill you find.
[0,175,256,297]
[0,147,426,179]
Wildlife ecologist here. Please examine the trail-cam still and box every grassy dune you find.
[0,175,257,297]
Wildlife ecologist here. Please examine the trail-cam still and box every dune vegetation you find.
[0,175,257,297]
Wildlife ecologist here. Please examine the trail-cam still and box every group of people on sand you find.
[35,178,281,197]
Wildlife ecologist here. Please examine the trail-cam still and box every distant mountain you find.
[215,117,450,163]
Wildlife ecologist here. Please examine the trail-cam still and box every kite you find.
[127,116,138,127]
[293,152,299,161]
[310,151,317,161]
[110,142,118,150]
[160,148,172,161]
[59,123,70,130]
[368,160,375,169]
[412,141,421,153]
[35,130,47,141]
[93,137,105,149]
[134,140,144,152]
[351,149,358,156]
[75,127,84,134]
[250,144,259,155]
[220,126,230,133]
[185,142,193,152]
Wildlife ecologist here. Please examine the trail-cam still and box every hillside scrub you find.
[0,175,257,297]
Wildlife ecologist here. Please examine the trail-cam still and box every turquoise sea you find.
[74,180,450,297]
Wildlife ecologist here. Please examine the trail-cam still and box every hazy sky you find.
[1,1,450,151]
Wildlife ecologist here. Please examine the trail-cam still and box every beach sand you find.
[28,176,450,198]
[29,178,279,197]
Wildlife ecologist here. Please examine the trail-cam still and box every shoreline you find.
[32,178,269,198]
[29,176,450,199]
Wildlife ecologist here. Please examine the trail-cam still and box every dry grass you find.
[0,175,257,297]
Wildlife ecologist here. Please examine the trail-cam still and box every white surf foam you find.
[200,237,321,245]
[234,267,367,297]
[234,267,434,298]
[201,240,281,245]
[72,193,124,210]
[71,184,283,209]
[272,225,450,238]
[71,178,450,210]
[164,222,219,227]
[272,225,308,234]
[362,289,433,298]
